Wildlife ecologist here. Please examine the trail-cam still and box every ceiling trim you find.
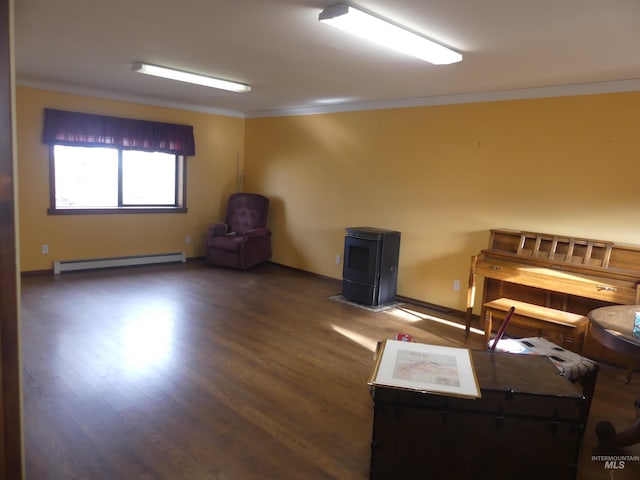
[246,78,640,118]
[16,77,246,118]
[17,76,640,120]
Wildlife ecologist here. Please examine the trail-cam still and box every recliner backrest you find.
[225,193,269,234]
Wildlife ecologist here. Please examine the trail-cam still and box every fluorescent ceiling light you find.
[132,62,251,93]
[319,3,462,65]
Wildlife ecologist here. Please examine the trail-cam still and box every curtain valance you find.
[42,109,196,156]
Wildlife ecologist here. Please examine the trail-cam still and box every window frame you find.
[47,144,188,215]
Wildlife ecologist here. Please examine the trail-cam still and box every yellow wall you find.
[16,86,640,312]
[16,86,245,272]
[245,92,640,311]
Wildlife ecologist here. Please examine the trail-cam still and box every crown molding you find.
[246,78,640,118]
[17,76,640,120]
[16,77,246,118]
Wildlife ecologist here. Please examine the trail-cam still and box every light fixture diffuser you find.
[132,62,251,93]
[319,3,462,65]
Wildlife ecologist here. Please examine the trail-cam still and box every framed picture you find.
[369,340,481,399]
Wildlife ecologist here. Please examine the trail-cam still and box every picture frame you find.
[368,340,481,399]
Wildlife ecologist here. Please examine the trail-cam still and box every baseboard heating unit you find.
[53,252,186,274]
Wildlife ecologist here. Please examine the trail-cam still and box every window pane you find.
[122,151,176,205]
[54,145,118,207]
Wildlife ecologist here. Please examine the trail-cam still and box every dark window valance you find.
[42,108,196,156]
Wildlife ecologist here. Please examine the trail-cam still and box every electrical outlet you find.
[453,279,460,291]
[335,254,341,264]
[41,244,49,254]
[185,236,191,245]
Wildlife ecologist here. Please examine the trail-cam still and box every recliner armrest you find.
[245,227,271,237]
[208,223,228,237]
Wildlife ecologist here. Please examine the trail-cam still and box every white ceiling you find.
[14,0,640,118]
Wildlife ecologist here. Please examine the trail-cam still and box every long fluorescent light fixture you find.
[132,62,251,93]
[319,3,462,65]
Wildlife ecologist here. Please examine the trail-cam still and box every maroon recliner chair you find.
[206,193,272,270]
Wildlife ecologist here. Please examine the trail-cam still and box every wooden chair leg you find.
[465,308,472,337]
[595,398,640,449]
[484,311,492,346]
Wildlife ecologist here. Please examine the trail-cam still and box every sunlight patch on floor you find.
[121,306,175,373]
[386,308,423,323]
[390,307,485,336]
[331,324,378,352]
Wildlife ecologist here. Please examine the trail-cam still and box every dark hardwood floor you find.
[21,262,640,479]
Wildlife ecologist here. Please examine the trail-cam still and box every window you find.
[42,109,195,215]
[50,145,185,213]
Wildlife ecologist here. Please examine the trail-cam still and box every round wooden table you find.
[588,305,640,449]
[589,305,640,382]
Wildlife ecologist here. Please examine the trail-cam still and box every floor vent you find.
[53,252,186,274]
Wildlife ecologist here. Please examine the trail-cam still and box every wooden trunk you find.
[369,351,586,480]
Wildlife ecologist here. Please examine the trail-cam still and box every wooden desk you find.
[588,305,640,382]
